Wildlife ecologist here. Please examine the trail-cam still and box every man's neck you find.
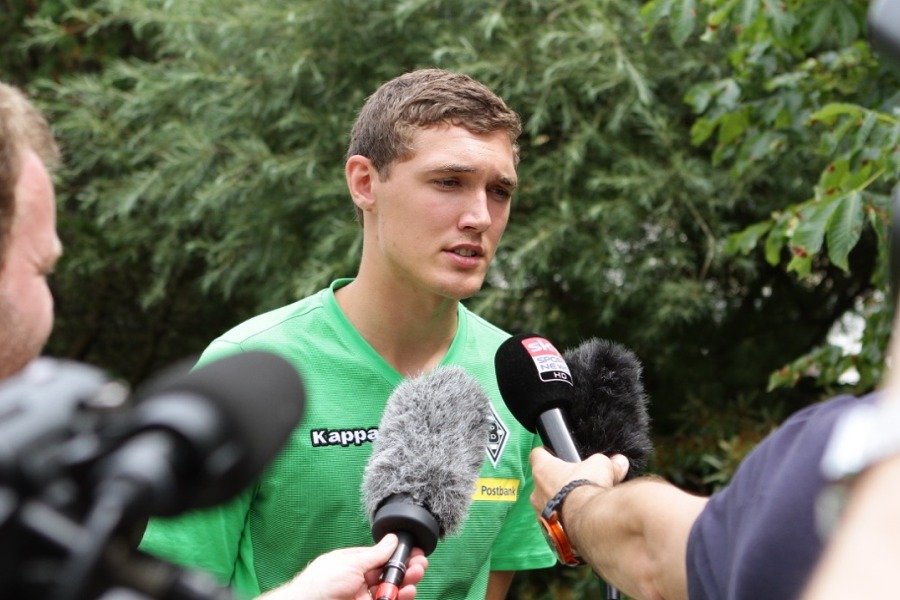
[335,278,459,377]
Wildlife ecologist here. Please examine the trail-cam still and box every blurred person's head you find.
[0,81,62,379]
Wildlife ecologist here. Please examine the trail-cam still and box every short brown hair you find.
[347,69,521,221]
[0,82,60,269]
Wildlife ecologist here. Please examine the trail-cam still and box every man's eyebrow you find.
[498,175,518,189]
[429,163,476,175]
[428,164,518,189]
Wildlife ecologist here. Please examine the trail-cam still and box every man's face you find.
[366,123,517,302]
[0,150,62,379]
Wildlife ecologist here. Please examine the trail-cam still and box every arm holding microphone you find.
[515,334,884,600]
[529,448,707,600]
[494,332,702,600]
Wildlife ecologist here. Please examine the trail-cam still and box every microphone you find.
[0,352,305,600]
[98,350,306,516]
[494,334,582,462]
[563,338,653,478]
[54,351,306,600]
[495,333,649,600]
[362,366,490,600]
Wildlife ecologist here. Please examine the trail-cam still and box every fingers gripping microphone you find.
[563,338,653,478]
[494,334,582,462]
[362,367,490,600]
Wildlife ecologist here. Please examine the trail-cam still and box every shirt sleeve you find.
[138,339,259,594]
[139,484,256,590]
[489,434,557,572]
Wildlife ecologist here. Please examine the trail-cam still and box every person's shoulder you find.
[785,392,879,428]
[215,289,329,346]
[459,304,510,344]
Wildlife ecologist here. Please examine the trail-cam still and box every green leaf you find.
[671,0,697,47]
[640,0,676,27]
[810,103,865,126]
[765,1,795,40]
[816,160,851,201]
[792,199,841,256]
[805,3,834,49]
[718,110,749,145]
[826,191,864,271]
[736,0,759,27]
[690,116,718,145]
[787,252,813,277]
[764,215,790,266]
[852,112,878,154]
[685,81,719,114]
[833,0,859,45]
[725,221,772,255]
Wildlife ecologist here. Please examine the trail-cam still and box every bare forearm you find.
[485,570,513,600]
[565,478,707,600]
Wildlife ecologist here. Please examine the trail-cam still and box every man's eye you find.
[436,179,459,188]
[491,187,512,200]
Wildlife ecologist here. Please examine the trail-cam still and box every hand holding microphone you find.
[495,333,652,599]
[257,534,427,600]
[361,366,490,600]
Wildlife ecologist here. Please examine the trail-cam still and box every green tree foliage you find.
[1,0,147,84]
[642,0,900,394]
[20,0,890,419]
[9,1,898,597]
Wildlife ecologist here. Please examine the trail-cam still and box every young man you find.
[140,68,555,599]
[0,79,426,600]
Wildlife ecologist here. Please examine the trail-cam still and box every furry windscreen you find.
[564,338,653,478]
[362,366,490,536]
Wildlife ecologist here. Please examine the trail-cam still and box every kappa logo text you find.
[311,427,378,447]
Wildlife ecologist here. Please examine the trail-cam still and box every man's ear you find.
[346,155,377,214]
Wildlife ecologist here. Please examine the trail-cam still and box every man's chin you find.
[447,282,484,302]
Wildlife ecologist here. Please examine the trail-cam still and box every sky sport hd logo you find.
[521,337,573,385]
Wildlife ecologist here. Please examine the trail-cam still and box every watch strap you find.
[539,478,598,566]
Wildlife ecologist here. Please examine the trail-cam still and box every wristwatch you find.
[817,399,900,536]
[539,479,598,566]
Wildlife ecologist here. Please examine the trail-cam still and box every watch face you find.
[539,514,582,567]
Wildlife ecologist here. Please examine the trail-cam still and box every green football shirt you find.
[140,279,555,599]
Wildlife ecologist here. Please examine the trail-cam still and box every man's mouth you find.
[453,248,477,257]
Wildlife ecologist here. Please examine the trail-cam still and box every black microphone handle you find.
[536,408,583,463]
[374,530,414,600]
[537,408,621,600]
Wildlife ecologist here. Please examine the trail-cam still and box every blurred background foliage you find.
[2,0,898,597]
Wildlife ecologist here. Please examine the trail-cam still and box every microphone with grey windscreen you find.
[362,366,490,600]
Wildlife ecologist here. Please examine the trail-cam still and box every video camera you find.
[0,352,304,600]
